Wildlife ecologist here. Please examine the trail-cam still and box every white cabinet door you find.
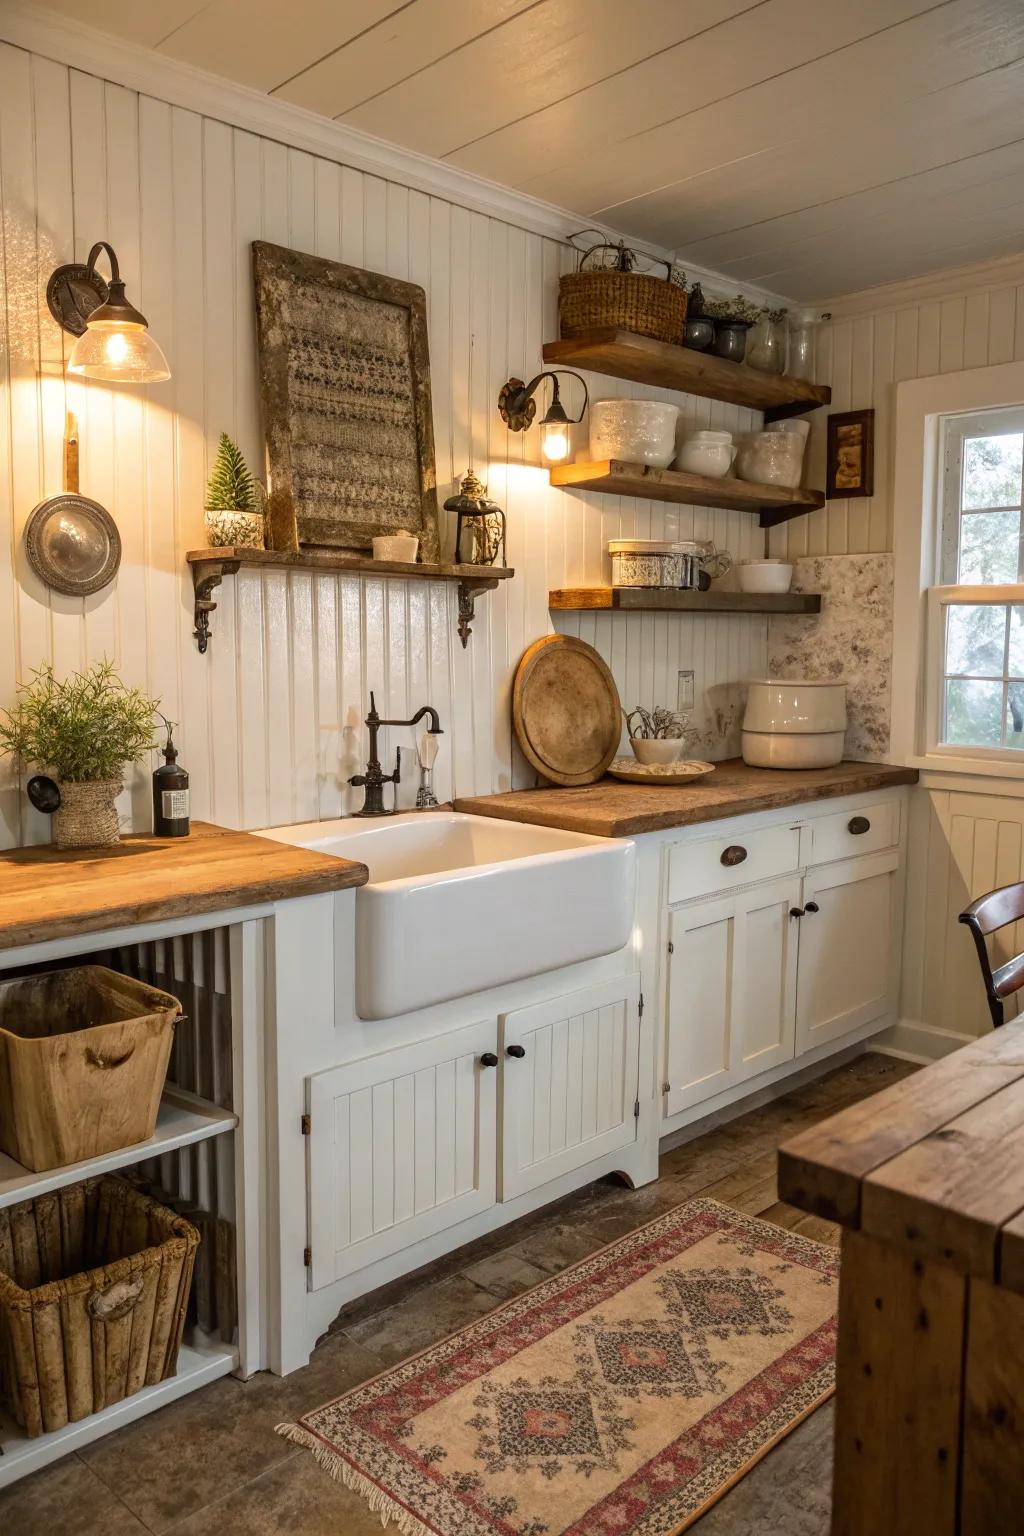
[796,851,900,1054]
[500,974,641,1201]
[306,1022,497,1289]
[664,877,800,1117]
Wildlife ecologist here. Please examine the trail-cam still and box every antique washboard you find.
[252,241,440,560]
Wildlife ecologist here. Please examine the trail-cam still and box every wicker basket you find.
[0,966,180,1173]
[559,270,688,343]
[0,1176,200,1437]
[53,779,122,849]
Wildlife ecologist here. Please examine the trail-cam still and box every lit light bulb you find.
[541,421,569,462]
[104,331,130,366]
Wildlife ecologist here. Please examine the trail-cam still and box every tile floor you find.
[0,1051,916,1535]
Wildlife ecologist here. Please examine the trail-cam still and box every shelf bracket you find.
[456,577,498,648]
[192,559,240,653]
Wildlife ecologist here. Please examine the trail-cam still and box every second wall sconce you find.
[498,370,588,463]
[46,241,171,383]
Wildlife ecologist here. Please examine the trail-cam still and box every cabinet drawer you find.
[806,799,900,866]
[668,823,800,904]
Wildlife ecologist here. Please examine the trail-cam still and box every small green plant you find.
[624,705,690,740]
[0,661,159,783]
[205,432,260,514]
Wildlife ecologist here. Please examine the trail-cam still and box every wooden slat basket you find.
[0,1175,200,1437]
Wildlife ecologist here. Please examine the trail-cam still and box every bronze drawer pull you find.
[506,1044,526,1059]
[721,845,747,867]
[848,816,871,835]
[479,1052,498,1068]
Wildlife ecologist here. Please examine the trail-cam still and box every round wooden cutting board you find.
[513,635,621,786]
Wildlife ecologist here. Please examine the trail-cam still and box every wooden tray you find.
[513,635,621,787]
[606,757,716,785]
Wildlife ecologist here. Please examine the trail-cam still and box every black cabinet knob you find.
[789,907,804,919]
[721,845,747,867]
[804,901,819,914]
[479,1052,498,1068]
[506,1044,526,1059]
[848,816,871,835]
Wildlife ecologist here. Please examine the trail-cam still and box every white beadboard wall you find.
[0,40,770,849]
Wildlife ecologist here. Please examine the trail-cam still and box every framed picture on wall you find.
[826,408,875,499]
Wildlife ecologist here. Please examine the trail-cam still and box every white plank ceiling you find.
[35,0,1024,301]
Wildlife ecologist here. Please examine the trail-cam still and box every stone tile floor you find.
[0,1051,916,1535]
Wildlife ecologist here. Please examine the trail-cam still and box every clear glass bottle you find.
[788,309,827,382]
[747,309,788,375]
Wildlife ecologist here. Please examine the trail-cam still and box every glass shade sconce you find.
[498,370,588,463]
[46,241,171,383]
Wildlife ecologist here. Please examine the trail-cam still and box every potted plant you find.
[624,705,696,765]
[0,661,158,849]
[204,432,264,548]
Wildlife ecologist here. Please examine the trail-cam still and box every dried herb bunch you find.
[624,705,690,740]
[700,294,764,325]
[0,661,159,783]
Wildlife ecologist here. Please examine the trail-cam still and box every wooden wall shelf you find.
[549,588,822,615]
[548,460,825,527]
[186,548,514,652]
[543,328,831,421]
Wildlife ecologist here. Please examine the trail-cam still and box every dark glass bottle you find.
[153,736,190,837]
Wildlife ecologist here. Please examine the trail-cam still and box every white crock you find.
[743,679,847,735]
[589,399,679,468]
[675,430,736,480]
[741,730,846,769]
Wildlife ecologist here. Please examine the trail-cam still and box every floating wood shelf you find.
[548,460,825,527]
[543,328,831,421]
[549,588,822,615]
[186,548,514,652]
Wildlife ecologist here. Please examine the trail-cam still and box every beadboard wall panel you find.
[0,41,767,847]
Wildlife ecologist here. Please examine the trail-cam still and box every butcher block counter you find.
[0,820,368,952]
[456,759,918,837]
[779,1024,1024,1535]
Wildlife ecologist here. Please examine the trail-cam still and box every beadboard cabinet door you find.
[499,974,642,1201]
[795,851,900,1054]
[306,1022,497,1289]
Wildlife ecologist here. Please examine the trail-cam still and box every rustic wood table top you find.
[0,820,368,951]
[779,1022,1024,1293]
[456,760,918,838]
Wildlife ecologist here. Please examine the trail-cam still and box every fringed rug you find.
[278,1198,838,1535]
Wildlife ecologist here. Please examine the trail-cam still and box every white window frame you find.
[893,359,1024,780]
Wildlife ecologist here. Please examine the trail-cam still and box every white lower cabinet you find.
[500,974,642,1200]
[664,876,800,1117]
[306,1021,497,1289]
[795,850,900,1053]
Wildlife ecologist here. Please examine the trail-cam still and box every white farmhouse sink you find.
[260,811,636,1019]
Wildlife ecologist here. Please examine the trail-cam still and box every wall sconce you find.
[46,241,171,383]
[498,370,588,464]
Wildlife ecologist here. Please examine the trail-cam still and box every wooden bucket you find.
[0,1176,200,1436]
[0,967,180,1172]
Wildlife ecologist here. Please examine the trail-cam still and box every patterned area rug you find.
[278,1198,838,1535]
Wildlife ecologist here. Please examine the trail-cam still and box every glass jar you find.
[788,309,824,382]
[747,310,788,375]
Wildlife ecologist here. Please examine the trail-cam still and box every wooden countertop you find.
[779,1022,1024,1292]
[455,760,918,838]
[0,821,368,952]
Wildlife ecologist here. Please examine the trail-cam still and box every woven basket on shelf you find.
[0,1175,200,1437]
[558,270,688,343]
[53,778,121,849]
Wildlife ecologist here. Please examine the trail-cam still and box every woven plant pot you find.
[205,508,264,548]
[559,270,688,344]
[54,779,121,849]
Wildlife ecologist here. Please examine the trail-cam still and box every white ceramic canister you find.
[743,679,847,734]
[589,399,679,469]
[675,429,736,480]
[735,430,805,489]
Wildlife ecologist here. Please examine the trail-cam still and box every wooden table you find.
[779,1026,1024,1535]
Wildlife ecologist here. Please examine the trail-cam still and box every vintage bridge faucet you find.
[349,694,443,817]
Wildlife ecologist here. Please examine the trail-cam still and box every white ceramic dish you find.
[741,729,845,769]
[743,679,847,735]
[736,560,793,594]
[608,757,715,785]
[675,429,736,480]
[373,532,419,562]
[630,737,687,765]
[589,399,679,468]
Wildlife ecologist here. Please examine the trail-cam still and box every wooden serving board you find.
[512,635,621,787]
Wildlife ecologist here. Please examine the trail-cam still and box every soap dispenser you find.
[153,722,190,837]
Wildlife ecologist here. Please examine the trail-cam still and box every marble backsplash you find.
[767,553,894,761]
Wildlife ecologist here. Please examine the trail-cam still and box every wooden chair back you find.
[959,881,1024,1028]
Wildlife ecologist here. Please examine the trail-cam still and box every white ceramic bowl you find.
[589,399,679,468]
[631,737,686,765]
[373,533,419,562]
[736,559,793,594]
[743,679,847,735]
[741,730,845,769]
[675,430,736,480]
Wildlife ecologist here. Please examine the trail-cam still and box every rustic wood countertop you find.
[455,760,918,838]
[0,821,368,952]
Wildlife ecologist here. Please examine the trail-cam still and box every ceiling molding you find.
[822,248,1024,322]
[1,1,792,307]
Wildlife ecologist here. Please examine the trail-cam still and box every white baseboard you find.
[871,1018,977,1064]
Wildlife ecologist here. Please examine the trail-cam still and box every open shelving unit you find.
[548,460,825,528]
[549,588,821,615]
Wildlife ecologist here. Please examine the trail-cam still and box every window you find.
[930,407,1024,759]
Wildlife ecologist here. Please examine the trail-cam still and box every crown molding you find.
[822,248,1024,321]
[0,2,791,306]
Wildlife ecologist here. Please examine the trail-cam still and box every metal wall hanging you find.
[252,241,440,560]
[24,414,121,597]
